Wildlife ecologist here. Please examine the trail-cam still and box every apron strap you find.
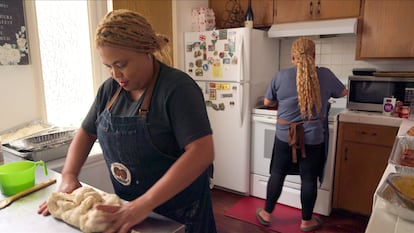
[277,117,323,163]
[138,59,160,117]
[105,86,123,110]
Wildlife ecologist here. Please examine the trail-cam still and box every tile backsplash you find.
[278,35,414,108]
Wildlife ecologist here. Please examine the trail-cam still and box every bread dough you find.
[47,186,121,233]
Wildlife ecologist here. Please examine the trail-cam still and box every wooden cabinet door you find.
[357,0,414,58]
[209,0,274,29]
[316,0,361,20]
[112,0,174,63]
[333,122,398,216]
[274,0,313,23]
[274,0,361,23]
[334,141,391,216]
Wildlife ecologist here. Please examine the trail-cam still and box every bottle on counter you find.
[244,0,254,28]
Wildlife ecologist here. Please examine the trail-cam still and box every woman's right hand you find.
[37,173,82,216]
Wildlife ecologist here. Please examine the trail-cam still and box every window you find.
[35,0,107,127]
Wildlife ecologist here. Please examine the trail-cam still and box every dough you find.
[47,186,121,233]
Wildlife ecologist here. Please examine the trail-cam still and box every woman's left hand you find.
[96,200,152,233]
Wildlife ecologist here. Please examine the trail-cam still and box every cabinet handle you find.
[371,132,377,136]
[360,131,367,135]
[317,0,321,15]
[309,1,313,16]
[344,147,348,161]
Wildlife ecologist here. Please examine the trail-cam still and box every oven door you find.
[251,114,302,188]
[251,114,276,177]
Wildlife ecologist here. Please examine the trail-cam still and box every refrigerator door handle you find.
[239,83,245,127]
[240,36,245,82]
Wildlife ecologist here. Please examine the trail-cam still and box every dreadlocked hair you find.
[291,38,321,120]
[95,9,172,66]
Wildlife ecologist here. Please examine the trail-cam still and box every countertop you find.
[0,156,185,233]
[339,110,403,127]
[365,119,414,233]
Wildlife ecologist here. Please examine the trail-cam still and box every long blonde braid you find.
[95,9,172,66]
[291,38,321,120]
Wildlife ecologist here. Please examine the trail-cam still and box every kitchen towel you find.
[224,196,321,233]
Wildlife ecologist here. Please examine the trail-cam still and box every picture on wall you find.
[0,0,29,65]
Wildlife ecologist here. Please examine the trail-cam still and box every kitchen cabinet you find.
[357,0,414,59]
[333,122,398,216]
[209,0,274,29]
[112,0,174,63]
[273,0,361,24]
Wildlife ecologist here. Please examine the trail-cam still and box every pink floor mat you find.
[224,196,319,233]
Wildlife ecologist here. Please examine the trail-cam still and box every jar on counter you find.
[400,106,411,119]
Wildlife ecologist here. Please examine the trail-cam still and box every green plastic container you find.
[0,161,47,196]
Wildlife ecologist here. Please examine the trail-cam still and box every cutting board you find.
[374,72,414,77]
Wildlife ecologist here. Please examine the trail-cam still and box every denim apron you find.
[96,74,216,233]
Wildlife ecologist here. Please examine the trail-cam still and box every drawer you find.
[341,122,398,146]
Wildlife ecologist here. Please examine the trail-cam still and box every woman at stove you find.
[256,38,347,232]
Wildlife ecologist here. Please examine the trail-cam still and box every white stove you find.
[250,106,344,216]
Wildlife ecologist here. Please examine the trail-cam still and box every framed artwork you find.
[0,0,29,65]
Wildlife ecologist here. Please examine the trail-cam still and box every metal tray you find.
[1,125,76,162]
[0,120,53,144]
[7,127,76,151]
[2,141,71,162]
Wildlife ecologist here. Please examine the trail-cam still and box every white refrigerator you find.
[183,28,279,194]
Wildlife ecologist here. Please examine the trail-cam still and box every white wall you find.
[0,1,108,132]
[0,1,45,131]
[278,35,414,108]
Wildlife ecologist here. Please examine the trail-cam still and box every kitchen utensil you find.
[0,178,56,209]
[0,160,47,196]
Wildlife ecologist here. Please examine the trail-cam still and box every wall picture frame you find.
[0,0,29,65]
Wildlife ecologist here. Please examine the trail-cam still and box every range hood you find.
[268,18,358,38]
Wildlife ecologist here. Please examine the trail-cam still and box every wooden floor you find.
[211,188,369,233]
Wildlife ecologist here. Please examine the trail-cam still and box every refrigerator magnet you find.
[195,59,203,67]
[203,64,209,71]
[231,56,238,65]
[195,68,203,76]
[186,43,193,52]
[209,89,217,100]
[219,29,227,40]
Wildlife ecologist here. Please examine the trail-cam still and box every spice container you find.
[400,106,411,118]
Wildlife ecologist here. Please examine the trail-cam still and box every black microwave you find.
[347,75,414,112]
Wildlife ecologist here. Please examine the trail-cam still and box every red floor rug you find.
[224,196,316,233]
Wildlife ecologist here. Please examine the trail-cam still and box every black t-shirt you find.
[82,63,212,157]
